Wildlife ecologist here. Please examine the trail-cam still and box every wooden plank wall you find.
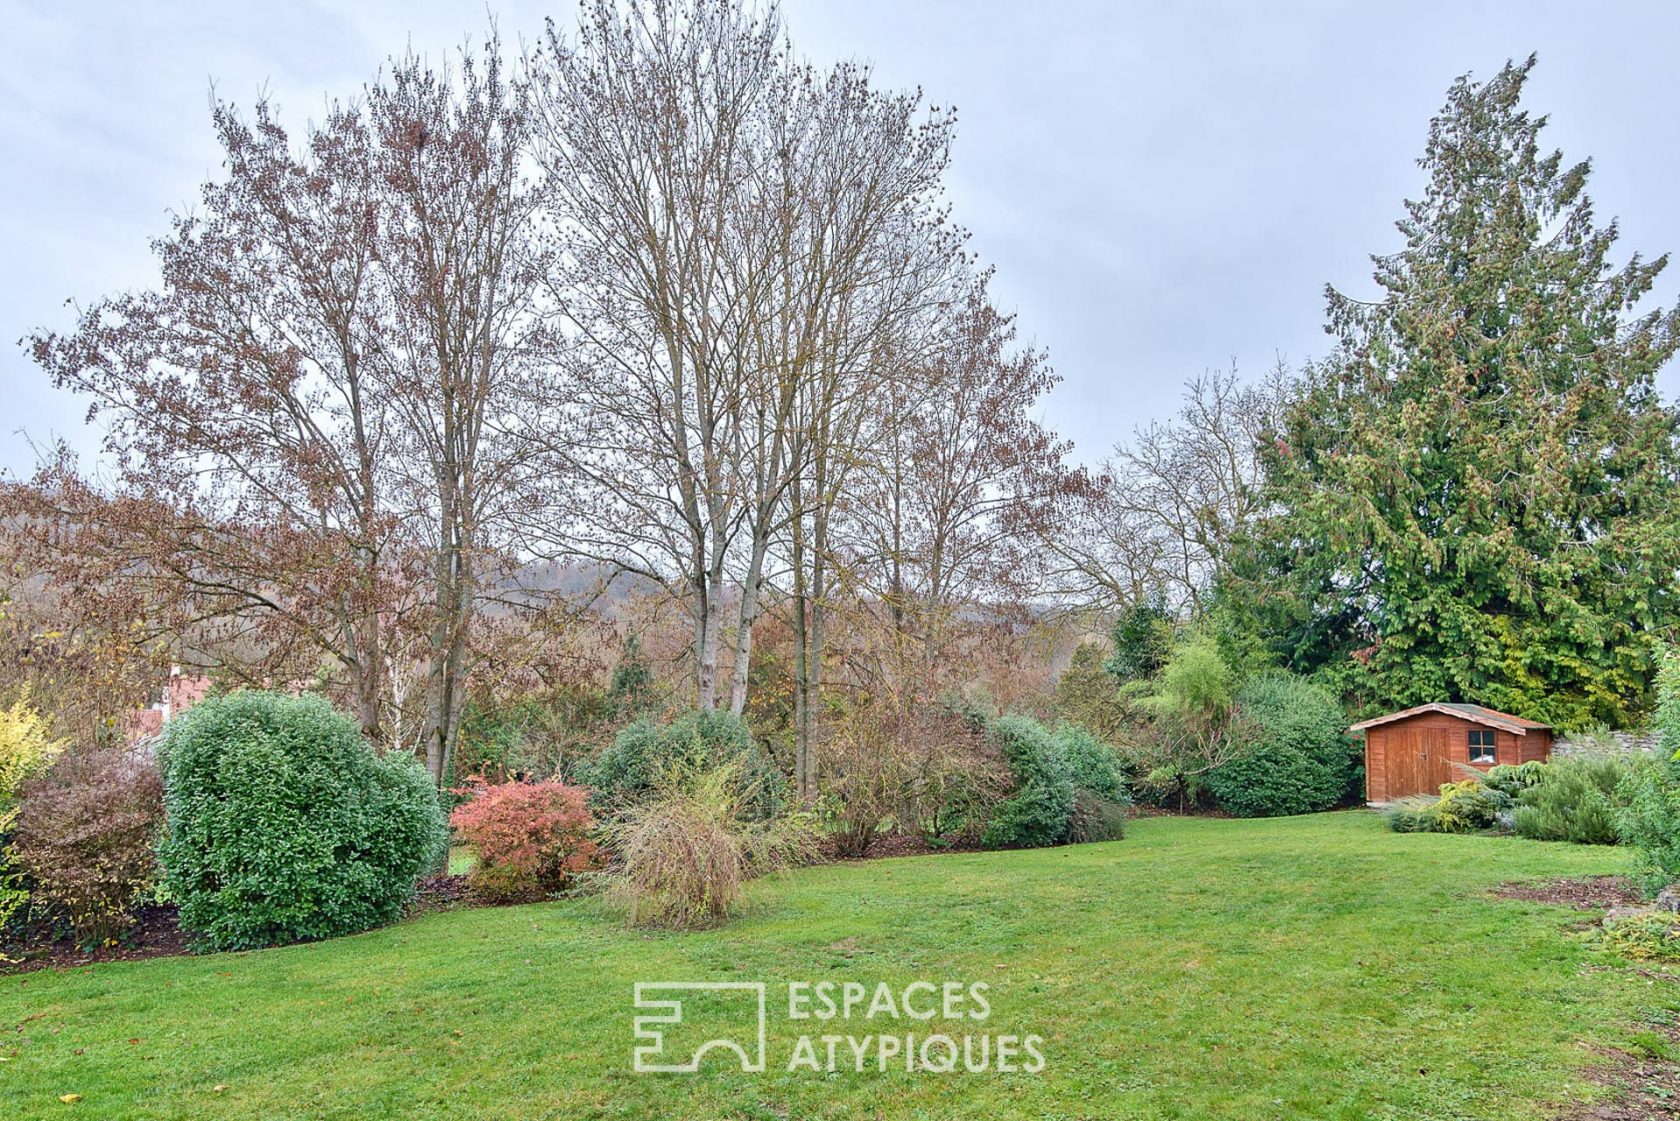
[1362,714,1550,802]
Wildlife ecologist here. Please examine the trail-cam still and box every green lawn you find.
[0,813,1669,1120]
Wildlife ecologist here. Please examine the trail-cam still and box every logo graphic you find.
[632,981,768,1073]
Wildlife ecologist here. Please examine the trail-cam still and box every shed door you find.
[1386,724,1454,798]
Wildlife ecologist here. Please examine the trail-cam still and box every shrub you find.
[818,703,919,858]
[0,693,64,931]
[0,692,63,831]
[590,709,785,820]
[1064,788,1127,843]
[1483,760,1548,800]
[1591,913,1680,962]
[604,762,818,929]
[1384,779,1498,834]
[158,691,448,950]
[1433,779,1500,832]
[1510,755,1640,844]
[981,715,1074,849]
[448,779,602,903]
[1205,672,1355,817]
[1623,644,1680,894]
[1055,724,1129,804]
[1052,724,1128,843]
[1105,601,1173,682]
[1384,795,1445,833]
[1621,760,1680,895]
[11,750,163,946]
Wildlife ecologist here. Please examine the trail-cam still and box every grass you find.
[0,812,1669,1120]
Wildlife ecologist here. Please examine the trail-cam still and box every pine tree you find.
[1229,56,1680,728]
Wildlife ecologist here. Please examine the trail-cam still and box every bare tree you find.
[25,35,552,787]
[368,36,553,785]
[1043,363,1288,615]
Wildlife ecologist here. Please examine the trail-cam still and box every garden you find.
[5,0,1680,1118]
[0,813,1670,1120]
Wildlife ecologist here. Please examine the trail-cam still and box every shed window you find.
[1467,729,1496,764]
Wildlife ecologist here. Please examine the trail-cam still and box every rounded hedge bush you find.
[1053,724,1130,805]
[981,715,1074,849]
[1205,672,1355,817]
[158,691,447,950]
[589,709,785,819]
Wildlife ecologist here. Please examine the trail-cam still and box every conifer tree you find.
[1229,57,1680,728]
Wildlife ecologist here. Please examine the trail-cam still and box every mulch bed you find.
[1,904,191,976]
[2,877,484,976]
[1494,876,1642,911]
[824,832,982,862]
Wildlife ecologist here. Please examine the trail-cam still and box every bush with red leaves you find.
[12,749,164,946]
[448,780,602,903]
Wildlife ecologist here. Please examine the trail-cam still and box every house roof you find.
[1348,703,1550,736]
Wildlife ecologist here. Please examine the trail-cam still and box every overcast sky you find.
[3,0,1678,478]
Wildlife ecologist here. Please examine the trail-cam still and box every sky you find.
[3,0,1679,478]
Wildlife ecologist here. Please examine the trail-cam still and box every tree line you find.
[7,10,1679,795]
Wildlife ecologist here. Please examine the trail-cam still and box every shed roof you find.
[1348,703,1550,736]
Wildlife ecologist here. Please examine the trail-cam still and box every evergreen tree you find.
[1228,57,1680,728]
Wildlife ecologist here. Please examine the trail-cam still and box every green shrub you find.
[1622,644,1680,894]
[1621,759,1680,895]
[981,715,1074,849]
[1052,724,1128,843]
[158,691,447,950]
[1591,913,1680,962]
[589,709,785,820]
[1434,779,1499,832]
[1384,779,1497,834]
[1511,755,1640,844]
[1054,724,1129,804]
[1483,760,1548,800]
[1063,788,1127,843]
[1105,601,1174,682]
[1384,795,1445,833]
[1205,672,1355,817]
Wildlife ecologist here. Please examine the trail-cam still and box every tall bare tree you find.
[26,35,551,786]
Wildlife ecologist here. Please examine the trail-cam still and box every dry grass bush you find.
[822,700,1008,855]
[603,761,818,929]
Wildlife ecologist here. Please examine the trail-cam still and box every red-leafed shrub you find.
[448,780,602,903]
[12,749,164,946]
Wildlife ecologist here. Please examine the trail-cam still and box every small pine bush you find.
[1621,759,1680,895]
[1055,724,1129,804]
[448,779,602,903]
[981,715,1074,849]
[1511,756,1636,845]
[158,692,447,950]
[1384,780,1498,834]
[1063,788,1127,843]
[1483,760,1548,801]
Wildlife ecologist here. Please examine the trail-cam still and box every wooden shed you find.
[1350,703,1552,803]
